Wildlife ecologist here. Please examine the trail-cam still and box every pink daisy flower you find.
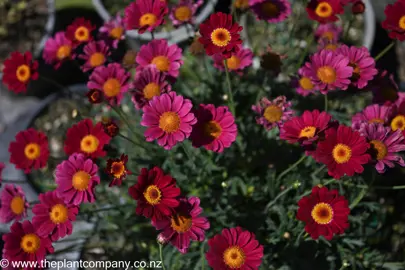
[335,45,378,89]
[351,104,395,131]
[359,123,405,173]
[292,68,317,96]
[0,184,29,223]
[99,13,126,48]
[0,162,4,186]
[212,46,254,75]
[170,0,203,27]
[315,23,342,43]
[124,0,168,34]
[55,153,100,206]
[316,38,341,52]
[136,39,184,78]
[43,31,73,69]
[132,66,172,110]
[301,49,353,94]
[249,0,292,23]
[190,104,237,153]
[152,196,210,254]
[32,190,79,241]
[252,96,294,130]
[141,92,197,150]
[77,40,110,72]
[87,63,131,106]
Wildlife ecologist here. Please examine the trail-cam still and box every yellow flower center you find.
[234,0,249,9]
[143,82,161,100]
[10,196,25,215]
[211,28,232,47]
[263,105,283,123]
[223,246,246,269]
[103,78,121,97]
[399,16,405,30]
[80,134,100,153]
[151,56,170,72]
[159,111,181,133]
[204,120,222,139]
[143,185,162,205]
[139,13,158,27]
[368,118,384,124]
[170,213,192,233]
[299,77,314,90]
[72,171,90,191]
[110,27,124,39]
[299,126,317,138]
[175,6,192,21]
[226,56,241,70]
[89,52,105,67]
[24,143,41,160]
[322,31,334,41]
[20,234,40,254]
[370,140,388,160]
[311,202,334,225]
[315,2,333,18]
[391,115,405,131]
[74,26,90,42]
[332,143,352,164]
[261,1,279,17]
[111,161,125,178]
[50,204,69,224]
[56,45,72,60]
[324,43,338,51]
[317,66,337,84]
[16,64,31,82]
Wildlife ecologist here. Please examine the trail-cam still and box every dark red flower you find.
[2,51,39,94]
[106,154,131,187]
[86,89,104,104]
[382,0,405,41]
[65,17,96,45]
[306,0,343,23]
[369,70,399,105]
[352,0,365,14]
[102,119,120,137]
[124,0,168,34]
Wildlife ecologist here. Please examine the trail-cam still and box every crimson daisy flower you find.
[0,184,29,223]
[64,118,111,159]
[206,227,264,269]
[199,12,243,58]
[8,128,49,173]
[43,31,73,69]
[306,0,343,24]
[314,125,371,179]
[77,40,110,72]
[65,17,96,46]
[152,196,210,253]
[128,166,180,221]
[102,119,120,138]
[2,51,38,94]
[32,190,79,241]
[2,220,54,268]
[252,96,294,130]
[124,0,168,34]
[106,154,131,187]
[382,0,405,41]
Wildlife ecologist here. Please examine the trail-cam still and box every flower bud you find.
[352,0,365,14]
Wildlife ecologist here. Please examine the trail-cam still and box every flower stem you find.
[374,41,395,61]
[201,241,206,270]
[39,75,65,90]
[296,34,314,70]
[111,106,137,137]
[324,94,328,112]
[159,243,167,270]
[343,17,354,41]
[224,60,236,116]
[301,178,336,197]
[276,154,308,182]
[265,185,294,211]
[118,133,144,149]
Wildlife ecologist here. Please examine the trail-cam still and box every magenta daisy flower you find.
[170,0,203,27]
[32,190,79,241]
[132,66,172,110]
[335,45,378,89]
[152,196,210,254]
[351,104,395,131]
[99,13,125,48]
[43,31,73,69]
[190,104,238,153]
[141,92,197,150]
[360,123,405,173]
[315,23,342,43]
[124,0,168,34]
[55,153,100,206]
[212,46,253,75]
[252,96,294,130]
[316,38,341,52]
[0,184,29,223]
[249,0,292,23]
[136,39,184,78]
[77,40,110,72]
[301,49,353,94]
[292,68,317,96]
[87,63,131,106]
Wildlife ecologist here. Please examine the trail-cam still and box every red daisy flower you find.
[206,227,264,269]
[297,186,350,240]
[64,118,111,159]
[314,125,371,179]
[306,0,343,24]
[124,0,168,34]
[106,154,131,187]
[65,17,96,46]
[128,166,181,221]
[2,51,39,94]
[8,128,49,173]
[102,119,120,138]
[199,12,243,58]
[382,0,405,41]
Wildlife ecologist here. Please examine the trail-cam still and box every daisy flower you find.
[32,190,79,241]
[64,118,111,159]
[189,35,205,56]
[65,17,95,46]
[152,196,210,253]
[8,128,49,173]
[106,154,131,187]
[306,0,343,23]
[314,125,371,179]
[292,68,317,96]
[370,70,399,105]
[351,104,395,131]
[315,23,342,43]
[252,96,294,130]
[260,47,286,75]
[212,46,253,75]
[55,153,100,205]
[317,38,341,52]
[234,0,250,10]
[128,166,180,221]
[249,0,292,23]
[190,104,238,153]
[297,186,350,240]
[206,227,264,269]
[77,40,110,72]
[87,63,131,106]
[199,12,243,58]
[124,0,168,34]
[390,101,405,135]
[170,0,203,27]
[86,89,104,104]
[382,0,405,41]
[99,13,126,48]
[352,0,366,14]
[102,119,120,138]
[43,31,73,69]
[141,92,197,150]
[0,184,29,223]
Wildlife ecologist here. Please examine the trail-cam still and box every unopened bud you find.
[283,232,290,239]
[157,233,168,245]
[352,0,365,14]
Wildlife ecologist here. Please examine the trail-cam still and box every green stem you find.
[224,60,236,116]
[159,244,167,270]
[181,143,196,169]
[276,154,308,182]
[301,178,336,197]
[201,241,206,270]
[111,106,137,137]
[118,133,144,149]
[39,75,65,90]
[265,186,294,211]
[324,94,328,112]
[80,204,133,215]
[204,56,213,82]
[374,41,395,61]
[296,34,314,70]
[343,17,354,41]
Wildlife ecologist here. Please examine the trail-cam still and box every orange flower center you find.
[80,134,100,153]
[170,213,192,233]
[159,112,181,133]
[322,31,334,41]
[317,66,337,84]
[261,1,279,17]
[263,105,283,123]
[151,56,170,72]
[56,45,72,60]
[226,56,241,70]
[315,2,333,18]
[299,126,316,138]
[103,78,121,97]
[223,246,246,268]
[175,6,192,21]
[20,234,40,254]
[16,64,31,82]
[74,26,90,42]
[204,120,222,139]
[211,28,232,47]
[324,43,338,51]
[110,27,124,39]
[349,62,361,75]
[368,118,384,124]
[10,196,25,215]
[72,170,90,191]
[332,143,352,164]
[50,204,69,224]
[24,143,41,160]
[299,77,314,90]
[399,16,405,30]
[143,185,162,205]
[89,52,105,67]
[370,140,388,160]
[391,115,405,131]
[139,13,158,27]
[311,202,334,225]
[111,161,125,178]
[234,0,249,9]
[143,82,161,100]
